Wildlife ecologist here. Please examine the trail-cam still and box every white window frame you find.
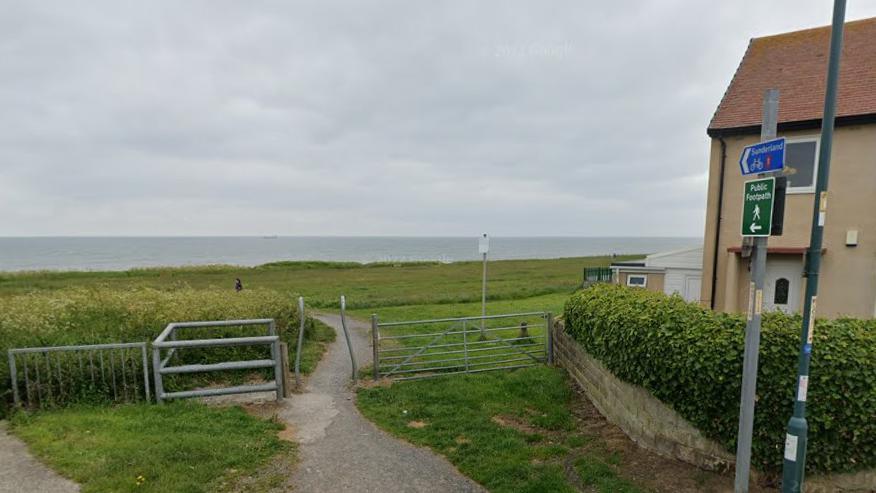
[626,274,647,288]
[784,136,820,195]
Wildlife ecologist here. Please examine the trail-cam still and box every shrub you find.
[563,283,876,474]
[0,287,316,416]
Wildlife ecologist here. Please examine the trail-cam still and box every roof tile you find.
[709,17,876,132]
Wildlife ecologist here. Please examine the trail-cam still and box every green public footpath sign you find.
[741,177,775,237]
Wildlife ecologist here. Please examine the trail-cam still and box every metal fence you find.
[583,266,613,285]
[7,342,150,409]
[372,312,553,381]
[152,319,284,403]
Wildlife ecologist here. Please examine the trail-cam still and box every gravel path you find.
[279,313,485,493]
[0,421,79,493]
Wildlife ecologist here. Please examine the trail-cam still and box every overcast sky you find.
[2,1,875,237]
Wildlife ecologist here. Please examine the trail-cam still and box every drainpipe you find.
[710,136,727,310]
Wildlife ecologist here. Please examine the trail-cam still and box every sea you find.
[0,237,700,272]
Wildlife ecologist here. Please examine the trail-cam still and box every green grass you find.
[0,256,640,308]
[350,291,571,322]
[9,402,292,493]
[356,366,642,493]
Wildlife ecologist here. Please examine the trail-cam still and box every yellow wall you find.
[701,124,876,318]
[617,271,665,295]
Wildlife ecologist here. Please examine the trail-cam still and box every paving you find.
[280,313,485,492]
[0,421,79,493]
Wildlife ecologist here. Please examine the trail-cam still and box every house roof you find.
[708,17,876,136]
[645,245,703,261]
[610,260,645,268]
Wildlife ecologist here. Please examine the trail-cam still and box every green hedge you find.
[563,283,876,474]
[0,287,317,416]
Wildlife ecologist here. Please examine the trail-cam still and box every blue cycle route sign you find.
[739,137,786,175]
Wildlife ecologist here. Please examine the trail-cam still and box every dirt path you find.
[277,313,484,492]
[0,421,79,493]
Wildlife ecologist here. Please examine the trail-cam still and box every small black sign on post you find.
[771,177,788,236]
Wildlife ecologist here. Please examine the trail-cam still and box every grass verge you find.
[356,366,642,493]
[9,402,292,493]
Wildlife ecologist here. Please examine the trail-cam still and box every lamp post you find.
[781,1,846,491]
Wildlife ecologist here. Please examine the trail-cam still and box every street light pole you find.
[781,1,846,491]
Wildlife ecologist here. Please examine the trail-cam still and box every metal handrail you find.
[377,311,546,327]
[153,335,278,349]
[378,336,544,359]
[379,341,544,363]
[394,363,538,382]
[379,349,545,369]
[154,319,275,344]
[384,356,540,376]
[9,342,147,354]
[339,295,358,382]
[380,322,546,340]
[152,318,283,403]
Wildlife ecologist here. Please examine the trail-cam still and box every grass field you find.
[10,402,292,493]
[0,256,638,308]
[4,254,642,492]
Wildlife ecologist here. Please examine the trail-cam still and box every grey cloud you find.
[2,1,875,236]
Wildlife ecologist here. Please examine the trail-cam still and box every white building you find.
[610,246,703,302]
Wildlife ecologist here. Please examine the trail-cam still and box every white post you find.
[479,233,489,337]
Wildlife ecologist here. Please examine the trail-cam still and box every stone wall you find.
[551,321,735,472]
[552,321,876,491]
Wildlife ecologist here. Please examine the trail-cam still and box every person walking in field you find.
[235,278,243,292]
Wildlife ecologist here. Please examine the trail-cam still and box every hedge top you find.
[563,283,876,474]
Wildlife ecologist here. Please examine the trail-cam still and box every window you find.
[627,275,647,287]
[774,278,790,305]
[784,138,819,193]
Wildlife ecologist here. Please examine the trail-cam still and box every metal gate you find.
[371,311,553,381]
[152,319,284,403]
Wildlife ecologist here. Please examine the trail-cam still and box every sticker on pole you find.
[739,137,785,175]
[741,177,775,237]
[784,433,799,461]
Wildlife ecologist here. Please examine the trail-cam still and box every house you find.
[701,17,876,317]
[611,246,703,302]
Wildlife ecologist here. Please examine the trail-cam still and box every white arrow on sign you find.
[740,147,752,174]
[750,223,763,233]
